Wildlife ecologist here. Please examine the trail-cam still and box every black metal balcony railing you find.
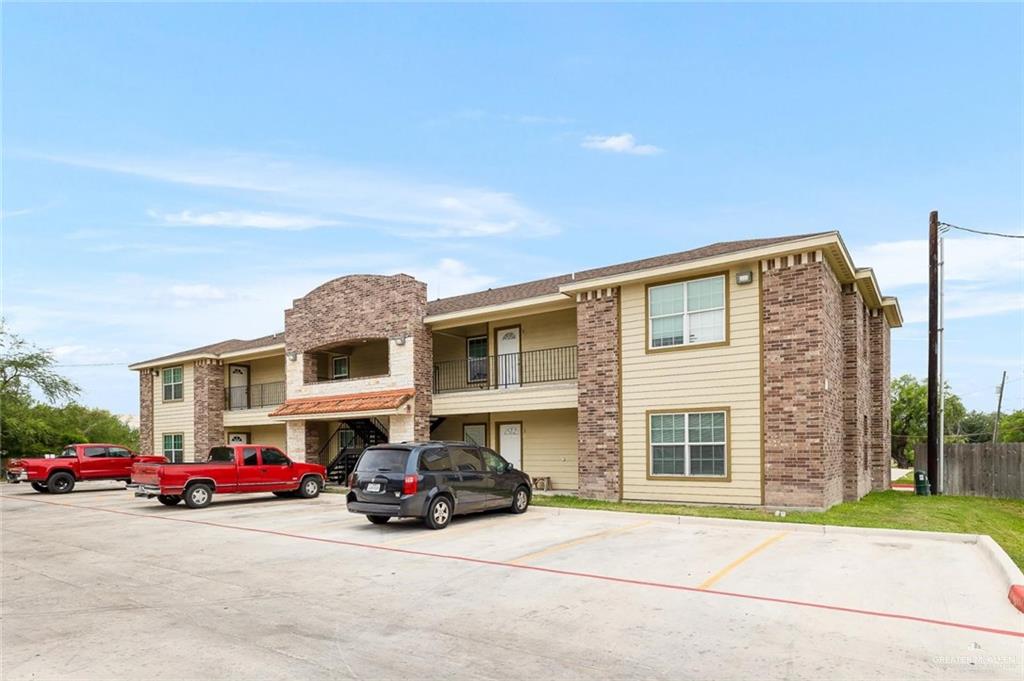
[224,381,286,410]
[433,345,577,394]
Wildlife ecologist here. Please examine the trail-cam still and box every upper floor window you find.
[648,275,726,349]
[466,336,488,383]
[332,356,349,379]
[163,365,184,401]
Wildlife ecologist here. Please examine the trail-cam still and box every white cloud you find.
[39,151,558,239]
[393,257,499,299]
[581,133,663,156]
[168,284,229,305]
[854,237,1024,290]
[151,209,341,231]
[855,236,1024,324]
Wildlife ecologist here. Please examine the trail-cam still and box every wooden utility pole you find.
[993,371,1007,443]
[927,210,941,493]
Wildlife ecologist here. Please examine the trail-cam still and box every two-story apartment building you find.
[130,231,901,509]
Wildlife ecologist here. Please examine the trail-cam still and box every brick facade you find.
[868,311,892,490]
[576,287,621,501]
[763,253,891,509]
[138,370,154,455]
[192,359,224,458]
[762,255,845,508]
[283,274,432,456]
[841,285,873,501]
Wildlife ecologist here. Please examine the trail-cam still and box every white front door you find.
[228,365,250,409]
[227,432,249,445]
[496,327,520,387]
[498,423,522,469]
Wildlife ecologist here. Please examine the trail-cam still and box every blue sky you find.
[3,3,1022,417]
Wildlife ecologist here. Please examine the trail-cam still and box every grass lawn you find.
[894,470,915,483]
[532,491,1024,568]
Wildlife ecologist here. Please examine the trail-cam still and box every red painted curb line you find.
[1009,585,1024,614]
[4,493,1023,639]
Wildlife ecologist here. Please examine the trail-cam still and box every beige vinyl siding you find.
[431,410,578,491]
[247,424,288,450]
[153,362,196,461]
[247,355,286,384]
[347,340,389,378]
[432,382,576,416]
[621,266,763,504]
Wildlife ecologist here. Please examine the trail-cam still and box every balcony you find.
[434,345,577,394]
[224,381,286,411]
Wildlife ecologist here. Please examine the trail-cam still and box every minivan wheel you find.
[184,483,213,509]
[510,486,530,514]
[367,515,390,525]
[30,482,49,493]
[425,496,452,530]
[298,476,321,499]
[47,472,75,494]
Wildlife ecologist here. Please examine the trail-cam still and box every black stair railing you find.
[320,418,390,485]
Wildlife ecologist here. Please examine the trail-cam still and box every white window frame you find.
[162,365,184,401]
[648,274,726,349]
[466,336,489,383]
[649,410,728,478]
[332,355,350,380]
[163,433,184,463]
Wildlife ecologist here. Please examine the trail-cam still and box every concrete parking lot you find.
[2,482,1021,681]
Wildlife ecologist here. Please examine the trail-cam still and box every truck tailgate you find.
[131,462,162,486]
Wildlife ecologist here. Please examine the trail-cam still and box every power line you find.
[937,222,1019,237]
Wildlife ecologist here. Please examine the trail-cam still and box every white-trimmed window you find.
[650,411,727,477]
[162,366,184,401]
[648,275,726,348]
[332,356,349,379]
[163,433,184,463]
[466,336,488,383]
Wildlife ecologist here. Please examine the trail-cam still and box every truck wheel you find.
[47,472,75,494]
[183,483,213,509]
[424,495,452,530]
[157,495,182,506]
[30,482,49,493]
[297,476,322,499]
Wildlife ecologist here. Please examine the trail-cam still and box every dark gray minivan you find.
[346,441,532,529]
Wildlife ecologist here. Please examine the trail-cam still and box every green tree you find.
[953,410,996,443]
[889,374,965,467]
[998,410,1024,443]
[1,322,79,403]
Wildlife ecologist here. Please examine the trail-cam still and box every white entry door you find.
[227,432,250,445]
[228,365,250,409]
[496,327,520,387]
[498,423,522,469]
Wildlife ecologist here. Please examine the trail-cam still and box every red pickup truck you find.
[130,444,326,508]
[5,444,165,494]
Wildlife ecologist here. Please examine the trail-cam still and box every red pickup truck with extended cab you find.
[130,444,326,508]
[5,444,165,494]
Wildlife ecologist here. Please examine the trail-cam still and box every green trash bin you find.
[914,470,930,496]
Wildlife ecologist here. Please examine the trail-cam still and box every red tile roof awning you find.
[269,389,414,418]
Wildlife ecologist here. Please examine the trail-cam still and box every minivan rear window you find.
[356,448,409,472]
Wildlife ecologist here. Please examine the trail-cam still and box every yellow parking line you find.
[508,520,653,564]
[698,532,788,590]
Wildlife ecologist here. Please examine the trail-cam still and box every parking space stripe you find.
[508,520,652,564]
[4,494,1022,640]
[698,532,787,589]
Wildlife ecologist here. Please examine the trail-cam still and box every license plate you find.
[366,483,382,493]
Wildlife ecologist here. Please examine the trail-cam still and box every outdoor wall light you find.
[392,335,407,346]
[286,351,298,361]
[735,271,754,285]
